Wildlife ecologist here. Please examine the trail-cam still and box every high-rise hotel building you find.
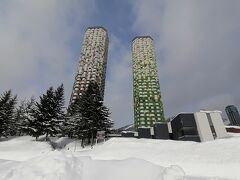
[69,27,108,107]
[132,36,165,129]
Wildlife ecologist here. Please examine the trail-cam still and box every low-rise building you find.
[171,111,228,142]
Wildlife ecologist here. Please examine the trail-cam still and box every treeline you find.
[0,81,113,146]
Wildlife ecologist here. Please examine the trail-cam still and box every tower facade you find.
[69,27,108,106]
[132,36,165,129]
[225,105,240,126]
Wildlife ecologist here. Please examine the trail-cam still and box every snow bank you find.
[0,136,50,161]
[0,151,82,180]
[74,136,240,179]
[0,151,186,180]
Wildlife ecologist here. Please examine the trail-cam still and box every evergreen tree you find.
[33,84,65,140]
[98,105,113,133]
[54,84,65,121]
[15,100,26,135]
[22,99,41,140]
[65,96,86,146]
[53,84,65,134]
[0,90,17,137]
[68,81,113,146]
[16,97,36,136]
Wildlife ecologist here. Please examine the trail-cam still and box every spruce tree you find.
[98,105,113,133]
[15,99,26,135]
[68,81,113,145]
[54,84,65,120]
[65,95,88,146]
[23,99,41,140]
[86,82,113,144]
[16,97,36,136]
[0,90,17,137]
[53,84,65,133]
[33,84,65,140]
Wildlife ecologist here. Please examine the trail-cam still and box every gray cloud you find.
[1,0,239,128]
[131,0,240,118]
[104,35,134,127]
[0,0,96,104]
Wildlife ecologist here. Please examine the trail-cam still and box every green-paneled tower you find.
[132,36,165,129]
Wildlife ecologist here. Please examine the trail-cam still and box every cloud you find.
[104,35,134,127]
[198,94,234,111]
[1,0,239,128]
[131,0,240,118]
[0,0,96,104]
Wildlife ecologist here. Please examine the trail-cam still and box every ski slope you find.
[0,134,240,180]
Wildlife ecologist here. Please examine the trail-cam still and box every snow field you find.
[0,134,240,180]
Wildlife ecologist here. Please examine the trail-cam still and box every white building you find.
[195,111,228,142]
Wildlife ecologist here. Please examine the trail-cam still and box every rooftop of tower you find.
[86,26,107,32]
[132,36,153,42]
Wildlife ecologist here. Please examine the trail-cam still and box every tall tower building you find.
[225,105,240,126]
[69,26,108,107]
[132,36,165,129]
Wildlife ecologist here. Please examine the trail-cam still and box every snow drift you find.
[1,151,186,180]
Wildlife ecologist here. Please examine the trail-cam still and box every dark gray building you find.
[171,113,200,142]
[225,105,240,126]
[171,111,228,142]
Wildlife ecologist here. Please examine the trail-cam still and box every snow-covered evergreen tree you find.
[68,81,113,145]
[0,90,17,137]
[84,82,113,144]
[15,100,26,135]
[15,97,36,136]
[65,95,88,146]
[33,84,65,140]
[54,84,65,121]
[98,105,114,133]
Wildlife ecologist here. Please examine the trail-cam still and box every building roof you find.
[132,36,153,42]
[86,26,107,32]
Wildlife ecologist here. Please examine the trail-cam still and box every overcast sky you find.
[1,0,240,127]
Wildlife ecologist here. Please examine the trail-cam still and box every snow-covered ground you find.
[0,134,240,180]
